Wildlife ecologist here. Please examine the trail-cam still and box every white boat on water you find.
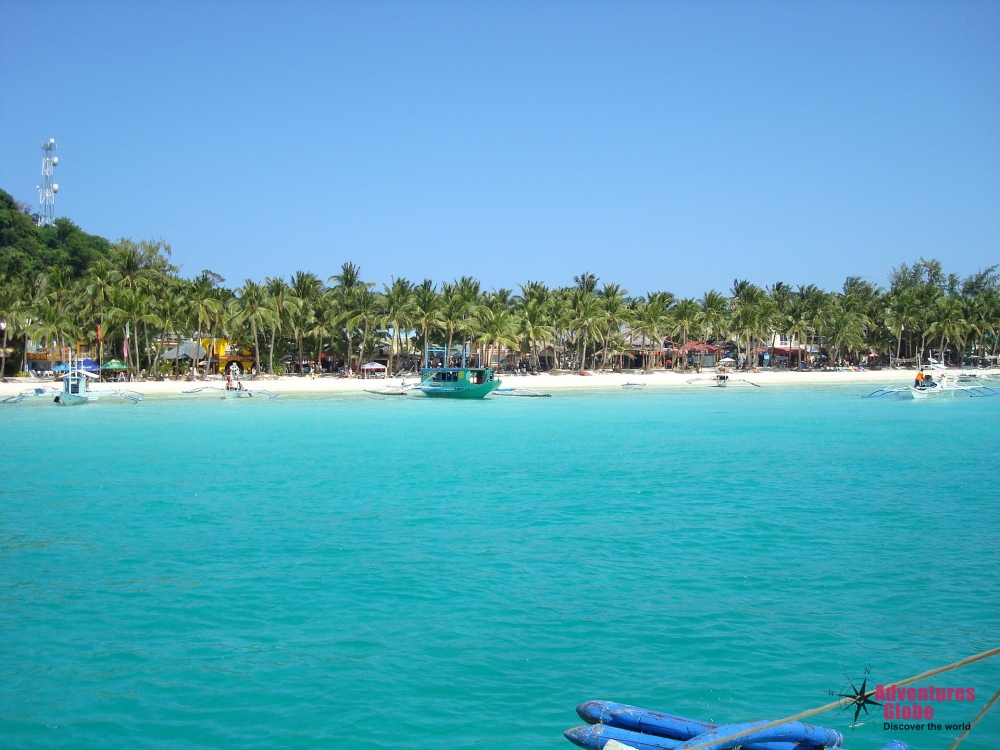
[865,373,997,401]
[49,357,143,406]
[686,373,760,388]
[183,383,277,399]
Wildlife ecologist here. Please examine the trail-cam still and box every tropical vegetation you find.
[1,188,998,378]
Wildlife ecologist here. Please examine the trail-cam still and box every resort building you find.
[24,340,96,376]
[160,337,256,375]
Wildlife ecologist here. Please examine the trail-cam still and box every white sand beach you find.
[5,368,989,400]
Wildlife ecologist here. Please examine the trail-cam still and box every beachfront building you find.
[676,342,724,369]
[160,337,256,376]
[752,334,818,369]
[24,340,96,376]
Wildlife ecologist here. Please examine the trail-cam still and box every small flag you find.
[97,324,102,342]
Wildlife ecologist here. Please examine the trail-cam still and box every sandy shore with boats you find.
[6,368,994,399]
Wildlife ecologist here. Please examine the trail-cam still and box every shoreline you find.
[4,368,994,399]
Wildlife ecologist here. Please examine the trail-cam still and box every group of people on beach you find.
[224,374,245,392]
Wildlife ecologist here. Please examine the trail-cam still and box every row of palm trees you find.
[1,246,997,378]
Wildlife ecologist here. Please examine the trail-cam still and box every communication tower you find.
[36,138,58,226]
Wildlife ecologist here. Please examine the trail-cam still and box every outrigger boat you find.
[372,344,502,399]
[183,380,277,399]
[865,373,997,400]
[364,345,517,399]
[686,373,760,388]
[45,353,143,406]
[411,366,501,399]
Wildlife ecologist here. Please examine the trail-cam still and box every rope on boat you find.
[946,684,1000,750]
[680,646,1000,750]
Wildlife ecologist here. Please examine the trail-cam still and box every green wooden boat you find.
[414,367,502,399]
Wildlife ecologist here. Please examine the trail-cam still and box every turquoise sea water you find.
[1,385,998,750]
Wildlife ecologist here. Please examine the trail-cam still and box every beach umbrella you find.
[79,358,99,372]
[100,359,129,371]
[360,361,386,370]
[53,363,69,372]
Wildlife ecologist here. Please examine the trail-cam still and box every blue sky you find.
[1,1,997,296]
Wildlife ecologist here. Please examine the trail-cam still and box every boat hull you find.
[54,393,91,406]
[418,379,501,399]
[905,386,951,400]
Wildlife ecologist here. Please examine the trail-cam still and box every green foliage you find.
[0,189,111,281]
[0,189,44,281]
[1,182,998,378]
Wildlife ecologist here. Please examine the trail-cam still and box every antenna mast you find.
[36,138,58,226]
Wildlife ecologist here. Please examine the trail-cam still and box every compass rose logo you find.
[835,666,882,729]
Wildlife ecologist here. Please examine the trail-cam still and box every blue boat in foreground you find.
[566,700,908,750]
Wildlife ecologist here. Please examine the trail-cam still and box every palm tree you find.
[516,299,555,371]
[106,286,151,375]
[264,277,290,375]
[0,278,24,376]
[187,277,223,379]
[729,283,769,369]
[671,298,700,371]
[698,290,728,370]
[631,297,667,371]
[29,297,77,373]
[235,280,273,375]
[288,271,322,375]
[570,290,603,372]
[83,260,116,366]
[381,277,415,375]
[598,283,629,370]
[574,272,599,293]
[440,284,472,367]
[412,280,443,367]
[927,296,967,366]
[883,291,919,366]
[329,262,366,374]
[148,285,186,376]
[478,305,516,369]
[783,298,813,371]
[349,286,381,371]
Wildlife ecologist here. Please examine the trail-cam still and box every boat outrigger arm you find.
[494,387,551,397]
[1,386,60,404]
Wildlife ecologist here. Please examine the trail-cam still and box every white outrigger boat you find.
[0,350,142,406]
[183,381,277,399]
[865,373,997,400]
[0,352,142,406]
[51,354,143,405]
[686,373,760,388]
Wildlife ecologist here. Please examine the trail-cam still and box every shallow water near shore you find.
[2,386,999,749]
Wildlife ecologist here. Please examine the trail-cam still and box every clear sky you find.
[1,1,998,296]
